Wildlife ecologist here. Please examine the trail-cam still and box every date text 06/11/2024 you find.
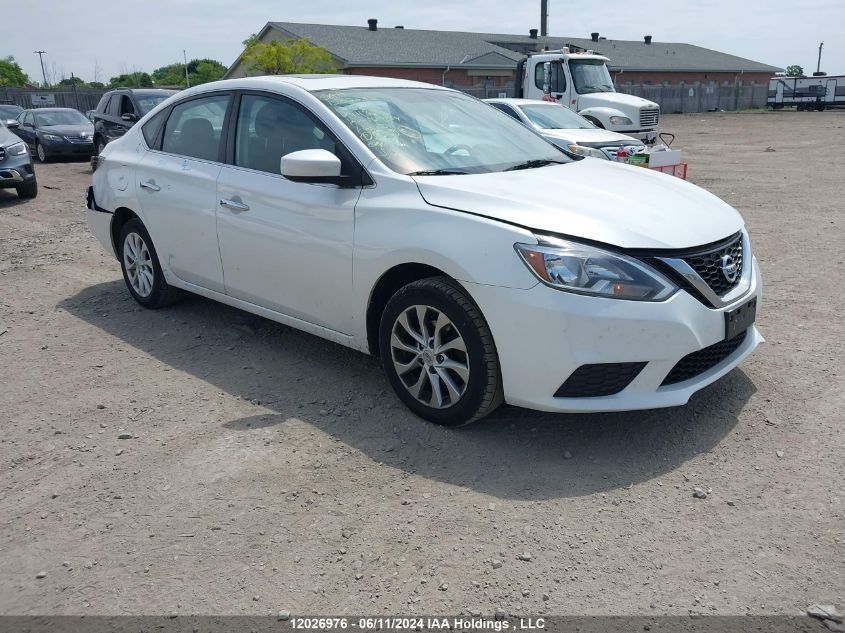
[290,617,546,630]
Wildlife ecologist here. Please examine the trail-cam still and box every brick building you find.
[224,20,780,93]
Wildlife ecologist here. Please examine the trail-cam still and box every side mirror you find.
[6,120,21,130]
[281,149,342,183]
[121,113,138,122]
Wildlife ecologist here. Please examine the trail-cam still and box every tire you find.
[16,180,38,199]
[35,142,48,163]
[118,218,181,309]
[95,137,106,156]
[379,276,503,426]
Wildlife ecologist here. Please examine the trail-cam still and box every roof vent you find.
[644,35,652,44]
[529,28,538,39]
[367,18,378,31]
[591,32,599,42]
[394,25,404,29]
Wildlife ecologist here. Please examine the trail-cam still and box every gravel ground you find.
[0,111,842,616]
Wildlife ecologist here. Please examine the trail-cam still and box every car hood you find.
[541,127,640,146]
[412,159,743,250]
[577,91,658,112]
[40,124,94,137]
[0,125,24,147]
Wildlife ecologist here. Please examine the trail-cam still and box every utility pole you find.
[816,41,824,74]
[540,0,549,37]
[33,50,48,87]
[183,50,190,88]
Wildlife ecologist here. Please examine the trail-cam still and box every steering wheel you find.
[444,144,473,156]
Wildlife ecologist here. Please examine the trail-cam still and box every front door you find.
[135,92,231,293]
[215,92,359,334]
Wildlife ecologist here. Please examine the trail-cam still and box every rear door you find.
[135,92,231,293]
[215,91,360,333]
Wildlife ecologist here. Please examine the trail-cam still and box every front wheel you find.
[35,142,48,163]
[379,277,503,426]
[16,180,38,199]
[118,218,181,309]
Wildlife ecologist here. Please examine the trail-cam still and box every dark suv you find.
[0,121,37,199]
[92,88,177,154]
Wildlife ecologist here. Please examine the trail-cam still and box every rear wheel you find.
[379,277,503,426]
[16,180,38,199]
[118,218,181,309]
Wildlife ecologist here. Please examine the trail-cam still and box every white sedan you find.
[87,75,762,425]
[486,97,646,159]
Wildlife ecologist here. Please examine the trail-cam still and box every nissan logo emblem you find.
[720,254,739,283]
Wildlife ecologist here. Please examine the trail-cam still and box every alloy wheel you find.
[390,305,470,409]
[123,232,154,297]
[36,143,46,162]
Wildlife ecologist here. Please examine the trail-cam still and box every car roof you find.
[184,75,451,95]
[26,107,80,113]
[485,98,559,107]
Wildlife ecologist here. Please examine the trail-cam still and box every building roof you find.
[255,22,781,74]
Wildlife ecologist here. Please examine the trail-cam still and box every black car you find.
[93,88,177,154]
[15,108,95,162]
[0,121,37,199]
[0,104,24,127]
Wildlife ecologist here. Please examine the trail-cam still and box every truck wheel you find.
[16,180,38,199]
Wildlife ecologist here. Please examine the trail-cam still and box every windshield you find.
[317,88,569,175]
[519,104,594,130]
[136,93,175,115]
[570,60,614,94]
[34,110,90,126]
[0,105,22,119]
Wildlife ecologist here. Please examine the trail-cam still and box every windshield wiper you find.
[407,169,469,176]
[504,159,565,171]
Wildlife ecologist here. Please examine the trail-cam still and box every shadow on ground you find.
[0,189,31,208]
[61,281,756,500]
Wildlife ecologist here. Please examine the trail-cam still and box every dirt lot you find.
[0,111,843,617]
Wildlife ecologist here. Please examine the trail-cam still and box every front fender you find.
[576,106,629,128]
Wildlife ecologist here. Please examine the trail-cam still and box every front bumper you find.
[463,257,762,413]
[0,154,36,188]
[41,138,95,156]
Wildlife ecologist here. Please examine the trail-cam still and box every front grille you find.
[0,146,5,161]
[639,108,659,127]
[65,135,93,144]
[661,330,747,386]
[555,362,647,398]
[683,233,743,296]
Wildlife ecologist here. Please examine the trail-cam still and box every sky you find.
[6,0,844,83]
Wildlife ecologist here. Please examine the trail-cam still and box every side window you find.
[23,112,33,126]
[534,62,566,93]
[161,94,229,162]
[95,94,110,113]
[234,94,338,175]
[141,108,168,149]
[119,95,136,116]
[490,103,521,121]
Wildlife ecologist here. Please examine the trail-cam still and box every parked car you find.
[87,76,762,426]
[486,98,645,159]
[0,104,24,127]
[0,120,37,198]
[15,108,95,162]
[92,88,177,155]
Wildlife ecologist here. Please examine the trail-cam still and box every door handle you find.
[220,198,250,212]
[139,180,160,192]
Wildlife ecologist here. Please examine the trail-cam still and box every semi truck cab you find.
[516,49,660,143]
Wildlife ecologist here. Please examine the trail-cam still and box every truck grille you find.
[639,108,659,128]
[682,233,744,296]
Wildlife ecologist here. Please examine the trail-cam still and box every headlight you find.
[515,236,677,301]
[567,144,609,160]
[609,116,633,126]
[6,142,28,156]
[40,133,62,141]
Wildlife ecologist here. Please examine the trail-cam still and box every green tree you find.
[785,65,804,77]
[0,56,30,87]
[108,72,154,88]
[241,37,335,75]
[87,81,105,89]
[152,58,226,87]
[58,76,85,86]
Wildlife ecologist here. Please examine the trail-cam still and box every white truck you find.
[515,48,660,143]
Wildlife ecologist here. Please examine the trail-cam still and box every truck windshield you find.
[570,60,614,94]
[317,88,570,175]
[519,104,594,129]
